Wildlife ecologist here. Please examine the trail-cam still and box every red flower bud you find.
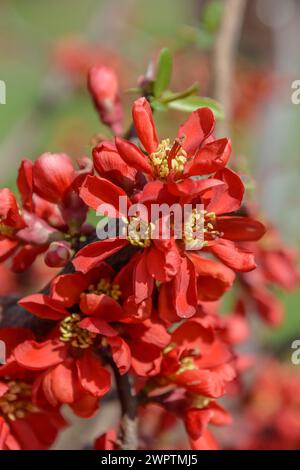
[44,240,72,267]
[88,66,123,135]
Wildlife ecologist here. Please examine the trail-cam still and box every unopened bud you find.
[88,66,123,135]
[44,241,72,267]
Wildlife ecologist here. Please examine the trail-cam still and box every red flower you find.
[0,328,66,450]
[160,318,236,398]
[0,153,92,272]
[115,98,231,182]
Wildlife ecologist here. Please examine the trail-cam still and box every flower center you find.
[0,381,38,421]
[59,313,96,349]
[125,216,154,248]
[183,209,220,250]
[88,279,122,301]
[149,138,187,179]
[0,223,14,237]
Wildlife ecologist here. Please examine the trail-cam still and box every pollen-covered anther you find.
[59,313,96,349]
[190,394,211,409]
[126,216,154,248]
[0,381,38,421]
[149,138,187,179]
[184,209,220,249]
[88,278,122,301]
[0,223,14,237]
[175,356,197,375]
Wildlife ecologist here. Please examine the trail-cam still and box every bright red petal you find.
[79,174,130,216]
[132,97,158,154]
[14,340,66,369]
[115,137,153,175]
[73,239,128,273]
[18,294,67,320]
[210,239,256,272]
[178,107,215,154]
[187,138,231,175]
[77,351,111,397]
[216,216,266,242]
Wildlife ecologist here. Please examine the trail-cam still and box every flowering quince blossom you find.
[73,99,265,319]
[0,152,92,272]
[1,50,297,451]
[0,328,66,449]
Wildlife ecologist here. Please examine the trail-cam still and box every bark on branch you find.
[212,0,247,135]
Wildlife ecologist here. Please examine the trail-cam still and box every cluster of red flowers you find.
[0,60,298,451]
[225,360,300,450]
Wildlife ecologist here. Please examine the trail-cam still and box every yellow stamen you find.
[0,381,38,421]
[149,139,187,179]
[59,313,96,349]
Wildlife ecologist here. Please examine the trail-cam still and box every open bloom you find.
[0,328,66,449]
[15,262,170,410]
[113,97,231,183]
[73,162,265,319]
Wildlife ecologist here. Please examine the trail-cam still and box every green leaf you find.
[150,98,168,112]
[168,96,224,119]
[202,0,223,33]
[161,82,199,104]
[153,48,172,98]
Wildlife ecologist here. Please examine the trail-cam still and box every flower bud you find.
[88,66,123,135]
[44,240,72,268]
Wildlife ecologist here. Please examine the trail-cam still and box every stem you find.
[212,0,247,135]
[111,362,138,450]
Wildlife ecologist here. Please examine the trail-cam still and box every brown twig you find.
[111,361,138,450]
[212,0,247,135]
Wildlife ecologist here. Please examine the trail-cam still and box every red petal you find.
[80,293,123,320]
[185,408,212,440]
[173,257,197,318]
[178,107,215,154]
[216,216,266,241]
[132,97,158,154]
[42,361,79,405]
[0,188,24,229]
[205,168,244,214]
[115,137,153,175]
[0,238,18,262]
[77,351,111,397]
[187,252,235,301]
[210,239,256,272]
[93,141,136,190]
[107,337,131,375]
[187,138,231,175]
[130,342,162,376]
[146,240,181,283]
[17,160,33,211]
[50,273,87,307]
[79,317,118,336]
[133,252,154,303]
[33,153,75,203]
[73,239,128,273]
[14,340,66,369]
[0,417,9,449]
[18,294,67,320]
[79,174,130,216]
[167,178,224,198]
